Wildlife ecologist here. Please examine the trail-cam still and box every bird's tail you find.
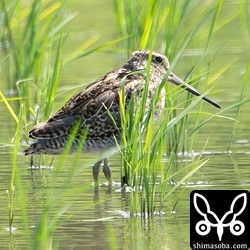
[24,142,44,155]
[23,140,64,155]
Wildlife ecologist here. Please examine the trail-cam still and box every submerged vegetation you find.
[0,0,249,248]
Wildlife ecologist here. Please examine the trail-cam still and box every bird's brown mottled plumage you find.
[24,50,220,184]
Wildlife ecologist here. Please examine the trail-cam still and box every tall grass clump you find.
[1,0,123,248]
[1,0,121,132]
[114,0,250,215]
[1,0,73,121]
[1,0,77,247]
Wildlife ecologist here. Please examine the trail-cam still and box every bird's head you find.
[126,50,220,109]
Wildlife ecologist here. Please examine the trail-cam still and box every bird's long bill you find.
[167,73,221,109]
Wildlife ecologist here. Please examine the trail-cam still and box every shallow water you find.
[0,0,250,249]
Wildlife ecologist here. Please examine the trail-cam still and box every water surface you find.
[0,0,249,249]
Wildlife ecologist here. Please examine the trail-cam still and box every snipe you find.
[24,50,220,184]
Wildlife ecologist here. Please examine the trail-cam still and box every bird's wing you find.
[29,69,143,139]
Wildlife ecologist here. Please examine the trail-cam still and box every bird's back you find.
[24,67,147,155]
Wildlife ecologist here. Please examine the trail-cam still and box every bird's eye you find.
[154,56,163,64]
